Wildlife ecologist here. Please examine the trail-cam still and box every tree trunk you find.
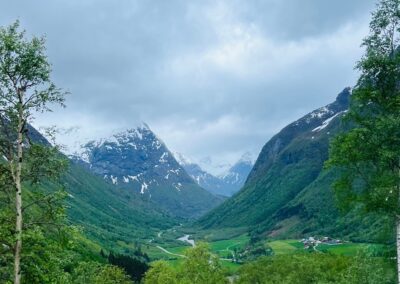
[398,157,400,284]
[397,217,400,284]
[14,92,23,284]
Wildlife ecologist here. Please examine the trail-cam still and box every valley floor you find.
[137,226,391,274]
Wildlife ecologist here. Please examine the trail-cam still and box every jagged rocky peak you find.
[70,123,222,218]
[71,123,189,189]
[289,87,350,129]
[336,86,351,106]
[87,123,161,150]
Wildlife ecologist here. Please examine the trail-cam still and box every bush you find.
[144,243,227,284]
[71,262,132,284]
[237,253,395,284]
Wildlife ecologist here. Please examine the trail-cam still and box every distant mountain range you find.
[71,123,223,218]
[198,88,386,242]
[174,152,254,197]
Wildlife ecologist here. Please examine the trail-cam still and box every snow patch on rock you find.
[312,112,342,132]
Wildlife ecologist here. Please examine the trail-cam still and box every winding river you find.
[178,235,195,247]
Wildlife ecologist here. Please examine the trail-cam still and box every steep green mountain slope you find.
[61,162,177,250]
[21,125,178,252]
[198,88,389,242]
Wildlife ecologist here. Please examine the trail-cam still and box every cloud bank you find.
[0,0,376,173]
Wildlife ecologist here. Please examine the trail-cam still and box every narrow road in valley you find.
[178,234,195,247]
[216,241,243,261]
[155,245,233,261]
[156,246,186,258]
[155,231,235,262]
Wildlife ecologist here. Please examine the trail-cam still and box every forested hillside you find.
[198,88,391,242]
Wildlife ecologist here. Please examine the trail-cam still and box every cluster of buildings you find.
[301,236,342,249]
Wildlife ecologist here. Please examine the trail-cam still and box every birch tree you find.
[326,0,400,281]
[0,21,66,284]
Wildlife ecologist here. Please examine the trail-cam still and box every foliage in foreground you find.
[69,262,132,284]
[143,243,396,284]
[0,19,68,283]
[326,0,400,281]
[107,251,149,282]
[238,253,396,284]
[144,243,228,284]
[327,0,400,225]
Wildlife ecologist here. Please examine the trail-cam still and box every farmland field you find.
[141,226,391,275]
[268,240,300,255]
[267,239,389,256]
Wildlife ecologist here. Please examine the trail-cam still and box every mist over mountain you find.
[174,152,254,197]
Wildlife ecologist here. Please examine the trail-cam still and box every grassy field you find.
[268,239,300,255]
[141,231,249,272]
[267,239,389,256]
[210,235,249,257]
[144,235,249,255]
[145,238,390,262]
[317,243,388,256]
[141,225,391,275]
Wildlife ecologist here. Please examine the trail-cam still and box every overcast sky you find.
[0,0,376,174]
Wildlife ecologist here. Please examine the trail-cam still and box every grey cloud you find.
[0,0,377,172]
[232,0,376,40]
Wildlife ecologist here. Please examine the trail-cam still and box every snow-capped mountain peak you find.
[68,123,221,218]
[174,152,254,197]
[70,124,188,187]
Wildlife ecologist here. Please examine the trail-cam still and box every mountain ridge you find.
[71,124,223,218]
[197,88,387,242]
